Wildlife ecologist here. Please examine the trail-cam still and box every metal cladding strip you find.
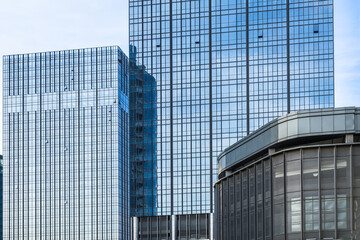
[246,0,250,136]
[208,0,214,214]
[171,215,177,240]
[170,0,174,215]
[287,0,291,114]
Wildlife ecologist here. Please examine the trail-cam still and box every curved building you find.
[215,107,360,240]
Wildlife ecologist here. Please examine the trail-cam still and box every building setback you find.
[215,107,360,240]
[129,0,334,238]
[3,46,130,239]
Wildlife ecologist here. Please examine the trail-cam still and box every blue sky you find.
[0,0,129,152]
[0,0,359,151]
[334,0,360,107]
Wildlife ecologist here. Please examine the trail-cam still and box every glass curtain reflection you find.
[129,0,334,226]
[3,46,130,239]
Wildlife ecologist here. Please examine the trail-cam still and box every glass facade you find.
[129,0,334,237]
[3,46,130,239]
[215,108,360,240]
[215,140,360,240]
[130,46,158,216]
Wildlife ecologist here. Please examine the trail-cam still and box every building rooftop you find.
[3,45,122,57]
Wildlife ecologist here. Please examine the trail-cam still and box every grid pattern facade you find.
[130,46,158,215]
[215,141,360,240]
[129,0,334,223]
[3,46,130,239]
[134,214,210,239]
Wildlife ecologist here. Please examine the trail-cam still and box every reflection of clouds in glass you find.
[130,0,335,222]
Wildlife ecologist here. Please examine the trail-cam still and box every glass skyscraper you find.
[130,0,334,239]
[3,46,130,239]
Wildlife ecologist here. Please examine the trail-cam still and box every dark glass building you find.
[3,46,130,239]
[215,107,360,240]
[129,0,334,238]
[130,45,158,215]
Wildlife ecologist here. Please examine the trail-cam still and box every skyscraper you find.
[130,0,334,238]
[3,46,130,239]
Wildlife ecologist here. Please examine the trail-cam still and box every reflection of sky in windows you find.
[130,0,334,217]
[3,46,130,239]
